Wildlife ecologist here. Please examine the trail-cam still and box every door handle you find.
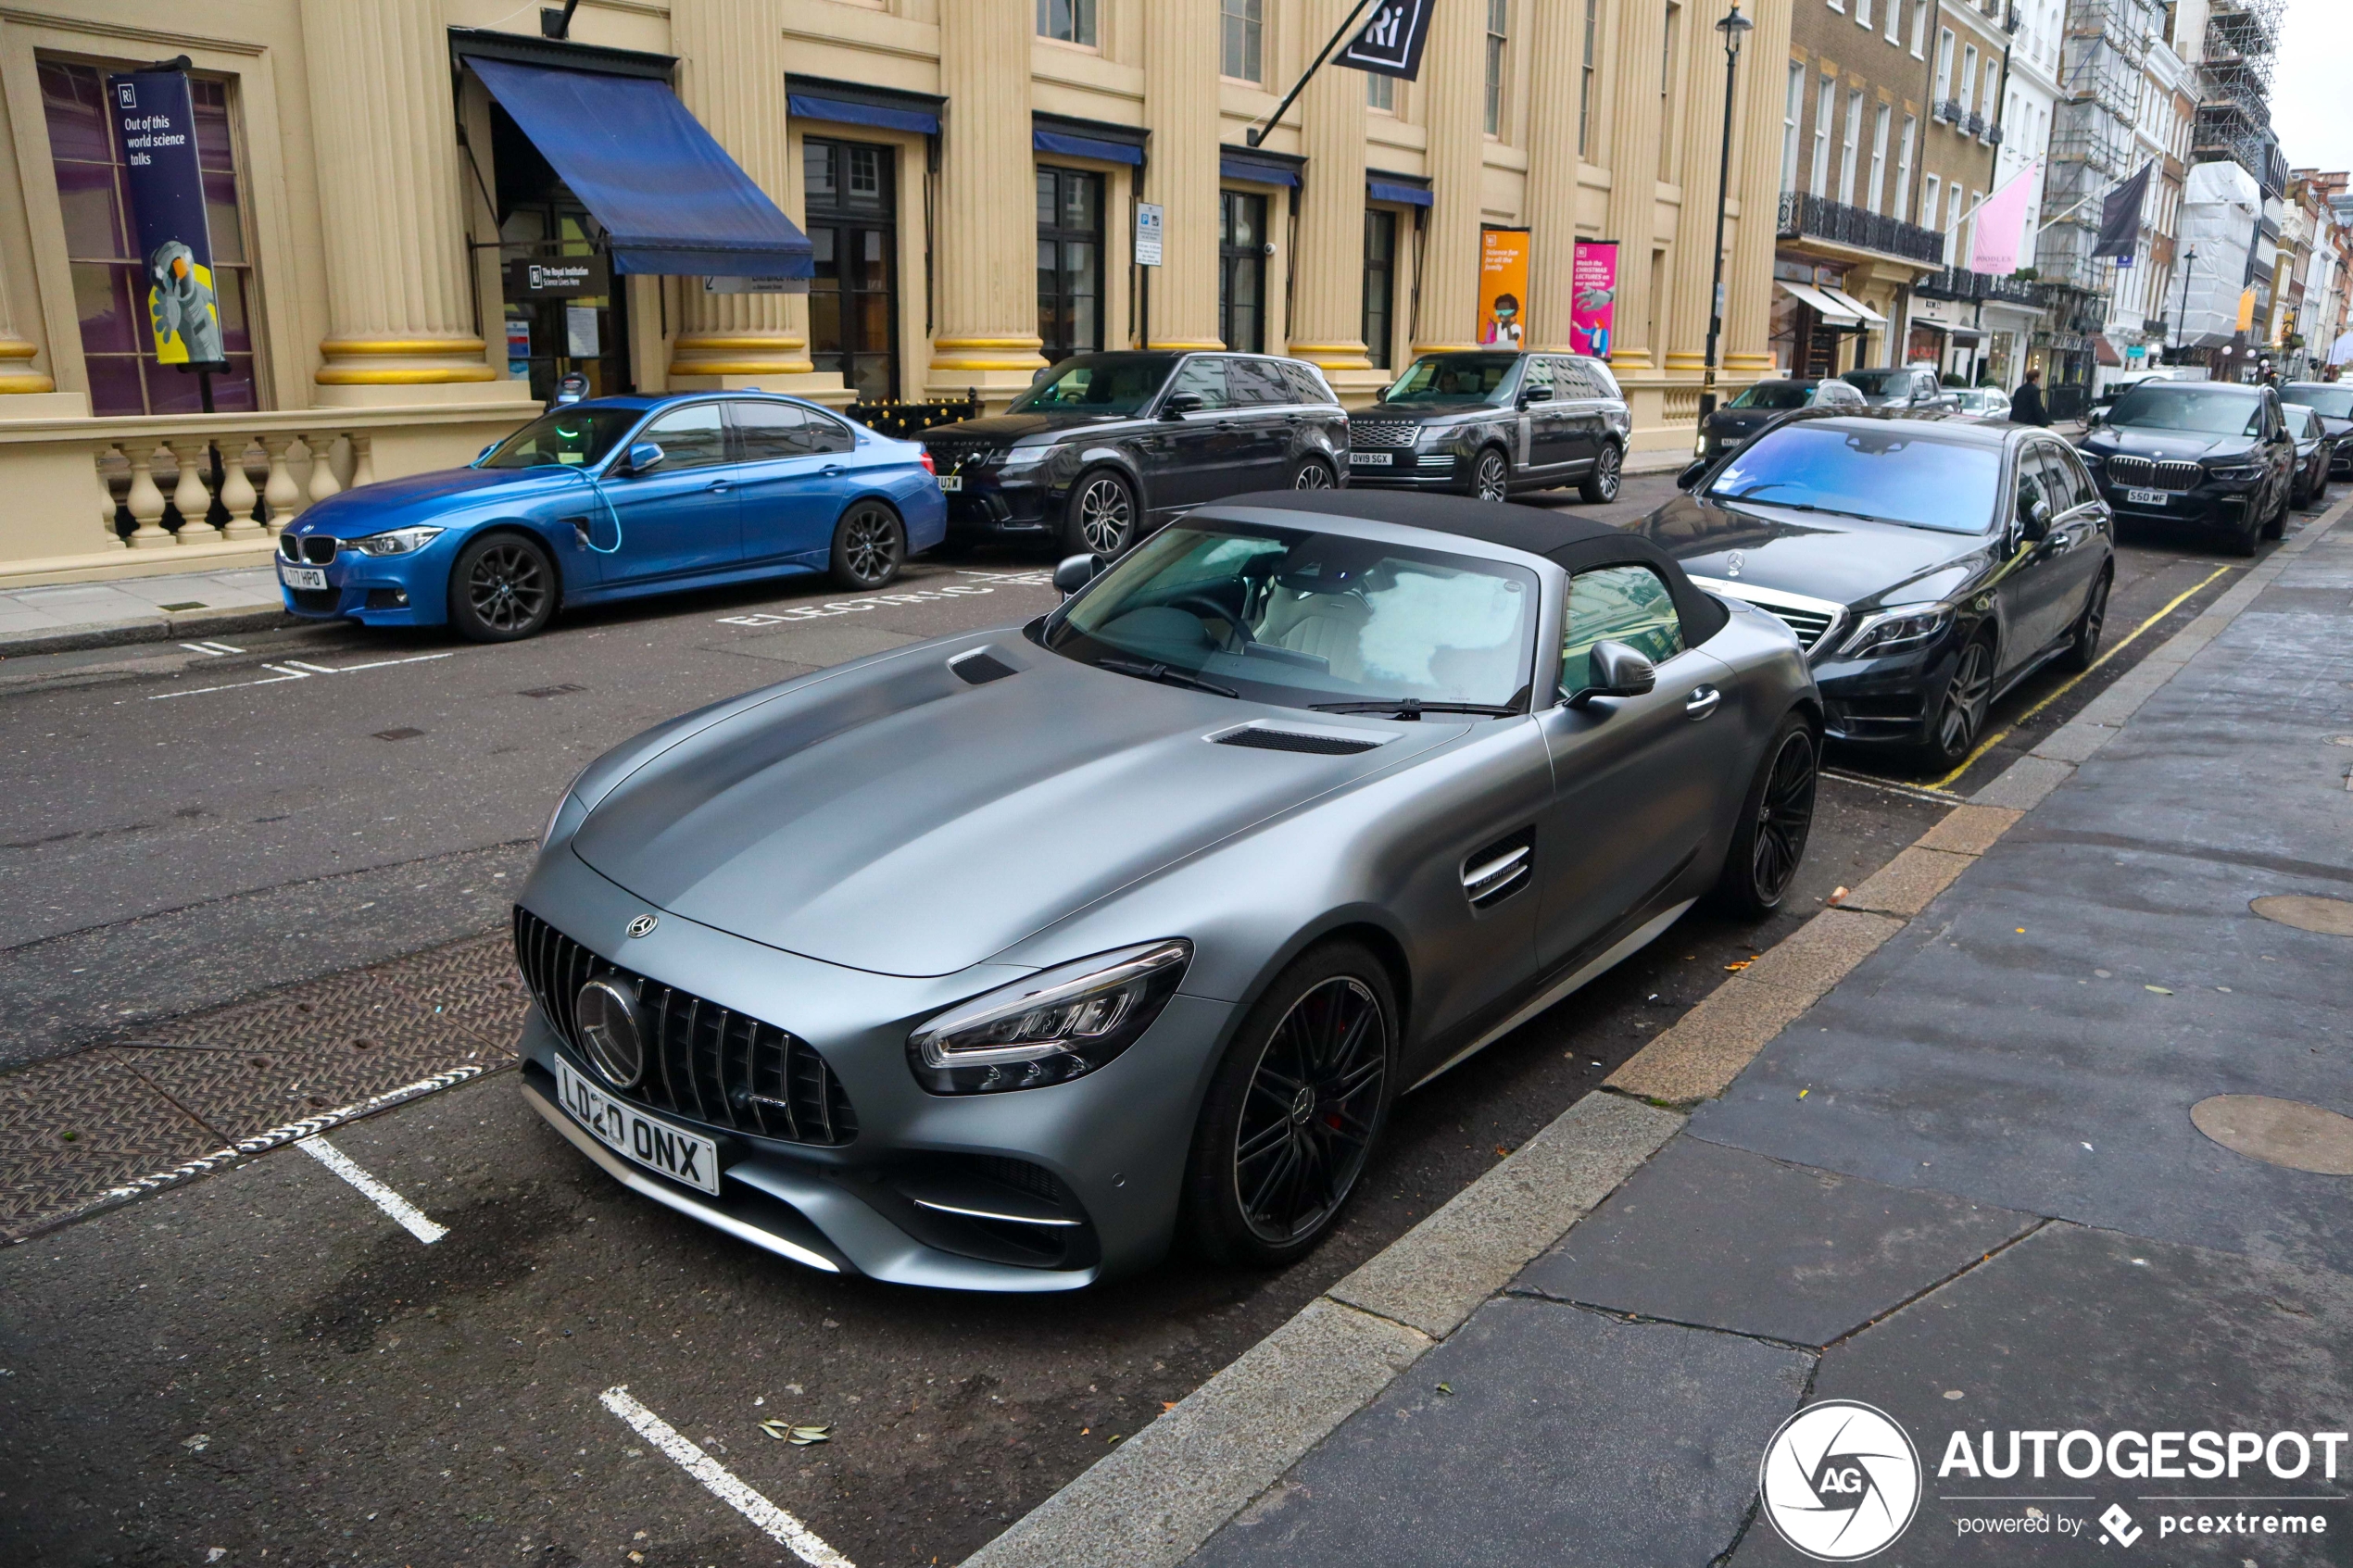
[1685,685,1722,720]
[705,481,732,494]
[822,465,844,475]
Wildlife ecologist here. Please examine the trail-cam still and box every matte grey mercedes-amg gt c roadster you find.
[514,491,1821,1291]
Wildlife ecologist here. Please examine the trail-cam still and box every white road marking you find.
[179,641,246,656]
[144,649,454,701]
[296,1135,448,1243]
[598,1386,855,1567]
[716,582,1007,627]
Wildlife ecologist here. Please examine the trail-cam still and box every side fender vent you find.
[1214,726,1382,756]
[1463,829,1534,909]
[949,649,1018,685]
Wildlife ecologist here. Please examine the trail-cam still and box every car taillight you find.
[919,448,937,475]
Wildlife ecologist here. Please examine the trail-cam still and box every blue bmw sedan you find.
[274,393,946,641]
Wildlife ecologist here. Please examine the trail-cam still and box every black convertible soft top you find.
[1212,489,1731,647]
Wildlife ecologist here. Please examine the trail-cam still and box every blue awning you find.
[1222,151,1302,189]
[1034,129,1144,166]
[472,56,812,278]
[1367,176,1433,208]
[788,92,937,136]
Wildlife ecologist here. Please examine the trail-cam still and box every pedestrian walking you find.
[2011,368,2052,426]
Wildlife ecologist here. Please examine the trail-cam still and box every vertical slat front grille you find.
[513,907,856,1147]
[2104,455,2202,492]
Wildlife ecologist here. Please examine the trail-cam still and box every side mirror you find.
[2017,481,2053,542]
[1519,383,1554,406]
[1675,460,1708,491]
[1033,366,1051,385]
[1567,640,1657,709]
[620,441,664,477]
[1053,552,1107,596]
[1162,392,1204,419]
[475,440,499,463]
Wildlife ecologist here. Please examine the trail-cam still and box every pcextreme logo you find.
[1758,1400,1923,1561]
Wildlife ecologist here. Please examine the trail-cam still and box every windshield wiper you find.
[1309,698,1516,720]
[1094,655,1239,698]
[1718,487,1881,523]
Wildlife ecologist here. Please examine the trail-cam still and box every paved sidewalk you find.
[0,564,291,655]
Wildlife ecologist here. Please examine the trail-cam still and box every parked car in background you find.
[918,352,1348,558]
[1694,378,1867,461]
[2077,380,2296,555]
[2280,382,2353,480]
[1952,386,2013,420]
[274,394,944,642]
[1346,351,1631,503]
[1841,365,1960,413]
[1639,413,2114,771]
[2285,405,2334,508]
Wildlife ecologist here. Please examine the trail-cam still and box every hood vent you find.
[1211,724,1385,756]
[949,648,1018,685]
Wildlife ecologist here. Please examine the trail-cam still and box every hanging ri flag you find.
[107,68,228,370]
[1969,158,2041,276]
[2093,161,2153,261]
[1336,0,1436,81]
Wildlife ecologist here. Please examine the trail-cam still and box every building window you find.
[1780,60,1805,194]
[1984,62,2001,132]
[1484,0,1509,137]
[1579,0,1600,157]
[1887,0,1903,40]
[1218,189,1266,353]
[1367,71,1395,112]
[39,60,261,416]
[1912,0,1930,55]
[1037,0,1097,46]
[1363,208,1397,369]
[1922,172,1941,241]
[1811,74,1835,194]
[1838,89,1863,205]
[1935,30,1955,101]
[1856,0,1872,26]
[1037,166,1102,364]
[1867,103,1891,213]
[1221,0,1263,84]
[805,138,899,402]
[1894,113,1916,220]
[1958,44,1977,113]
[1658,2,1683,180]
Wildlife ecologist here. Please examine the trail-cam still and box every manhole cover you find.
[2191,1096,2353,1176]
[2251,895,2353,936]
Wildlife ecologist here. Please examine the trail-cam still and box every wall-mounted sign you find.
[505,256,610,299]
[1478,229,1529,347]
[704,275,808,295]
[1570,240,1619,361]
[107,69,228,371]
[1136,203,1164,268]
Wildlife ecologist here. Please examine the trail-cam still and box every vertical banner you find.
[1570,240,1619,360]
[1335,0,1437,81]
[1478,230,1529,347]
[107,69,227,370]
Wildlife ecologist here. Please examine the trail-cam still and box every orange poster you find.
[1478,229,1530,348]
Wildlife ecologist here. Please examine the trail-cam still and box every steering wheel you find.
[1169,593,1255,646]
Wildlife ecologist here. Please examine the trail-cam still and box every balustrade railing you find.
[1777,192,1946,264]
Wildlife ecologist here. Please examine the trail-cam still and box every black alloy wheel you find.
[2057,566,2111,672]
[1291,458,1336,489]
[1922,633,1995,771]
[1183,942,1396,1267]
[1471,447,1511,502]
[829,501,905,590]
[1715,713,1818,919]
[1065,470,1136,556]
[450,533,555,642]
[1578,441,1623,504]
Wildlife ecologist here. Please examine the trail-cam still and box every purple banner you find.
[1570,240,1618,362]
[107,69,227,370]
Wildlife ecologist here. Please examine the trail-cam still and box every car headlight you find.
[1841,602,1956,659]
[1695,434,1710,457]
[348,526,445,556]
[908,940,1191,1095]
[2206,463,2263,483]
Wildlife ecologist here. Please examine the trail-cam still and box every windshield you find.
[2283,385,2353,420]
[1010,355,1179,416]
[2106,384,2262,436]
[477,408,643,470]
[1839,369,1918,405]
[1706,424,2002,534]
[1379,354,1520,406]
[1048,522,1539,710]
[1729,382,1815,410]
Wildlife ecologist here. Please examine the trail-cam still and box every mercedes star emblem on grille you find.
[624,913,659,938]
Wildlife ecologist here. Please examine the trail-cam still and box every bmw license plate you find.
[554,1056,720,1195]
[2123,487,2168,507]
[278,563,327,590]
[937,474,963,492]
[1349,451,1393,467]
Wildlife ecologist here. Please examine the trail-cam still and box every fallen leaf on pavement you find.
[1724,959,1752,972]
[1828,886,1849,906]
[758,1419,833,1445]
[2145,985,2172,995]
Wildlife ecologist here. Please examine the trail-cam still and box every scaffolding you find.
[2036,0,2162,295]
[2194,0,2284,192]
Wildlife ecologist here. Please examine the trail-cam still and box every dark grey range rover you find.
[920,351,1351,557]
[1346,351,1632,503]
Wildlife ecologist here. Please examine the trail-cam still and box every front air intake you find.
[1214,727,1382,756]
[949,649,1018,685]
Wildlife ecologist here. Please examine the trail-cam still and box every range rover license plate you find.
[278,564,328,590]
[555,1056,720,1194]
[2123,487,2168,507]
[1349,451,1393,466]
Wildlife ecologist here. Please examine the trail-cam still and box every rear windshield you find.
[477,408,642,470]
[1707,424,2002,534]
[2282,385,2353,420]
[1729,383,1815,410]
[2106,384,2263,436]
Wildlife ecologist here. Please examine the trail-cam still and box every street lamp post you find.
[1701,2,1755,420]
[2172,245,2196,363]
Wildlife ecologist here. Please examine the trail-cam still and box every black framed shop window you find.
[1363,208,1398,370]
[804,137,900,402]
[1219,190,1266,354]
[1037,166,1102,365]
[491,98,630,403]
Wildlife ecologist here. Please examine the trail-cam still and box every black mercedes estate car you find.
[1639,413,2114,771]
[2077,380,2296,556]
[920,351,1349,556]
[1344,351,1632,503]
[2281,381,2353,479]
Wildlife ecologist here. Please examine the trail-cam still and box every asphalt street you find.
[0,472,2321,1566]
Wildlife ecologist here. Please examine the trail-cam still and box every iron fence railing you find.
[1777,192,1946,264]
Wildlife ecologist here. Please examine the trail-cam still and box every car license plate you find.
[2123,487,2168,507]
[278,563,327,590]
[937,474,963,492]
[554,1056,720,1195]
[1349,451,1394,466]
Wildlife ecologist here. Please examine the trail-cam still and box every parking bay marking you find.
[598,1385,855,1568]
[142,649,455,701]
[296,1135,447,1244]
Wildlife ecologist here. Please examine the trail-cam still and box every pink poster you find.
[1570,241,1619,361]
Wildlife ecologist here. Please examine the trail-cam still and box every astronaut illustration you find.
[146,239,225,365]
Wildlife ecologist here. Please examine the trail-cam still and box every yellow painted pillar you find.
[0,262,53,395]
[1664,10,1733,375]
[1413,0,1486,353]
[926,0,1048,402]
[1724,0,1792,377]
[1141,0,1224,350]
[1601,0,1666,372]
[1290,0,1375,380]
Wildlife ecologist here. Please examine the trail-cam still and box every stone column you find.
[925,0,1049,402]
[1140,0,1224,351]
[299,0,524,404]
[1664,13,1734,376]
[1601,0,1666,372]
[1724,0,1792,378]
[1413,0,1486,353]
[667,0,842,397]
[1524,0,1585,350]
[1290,0,1375,382]
[0,256,53,395]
